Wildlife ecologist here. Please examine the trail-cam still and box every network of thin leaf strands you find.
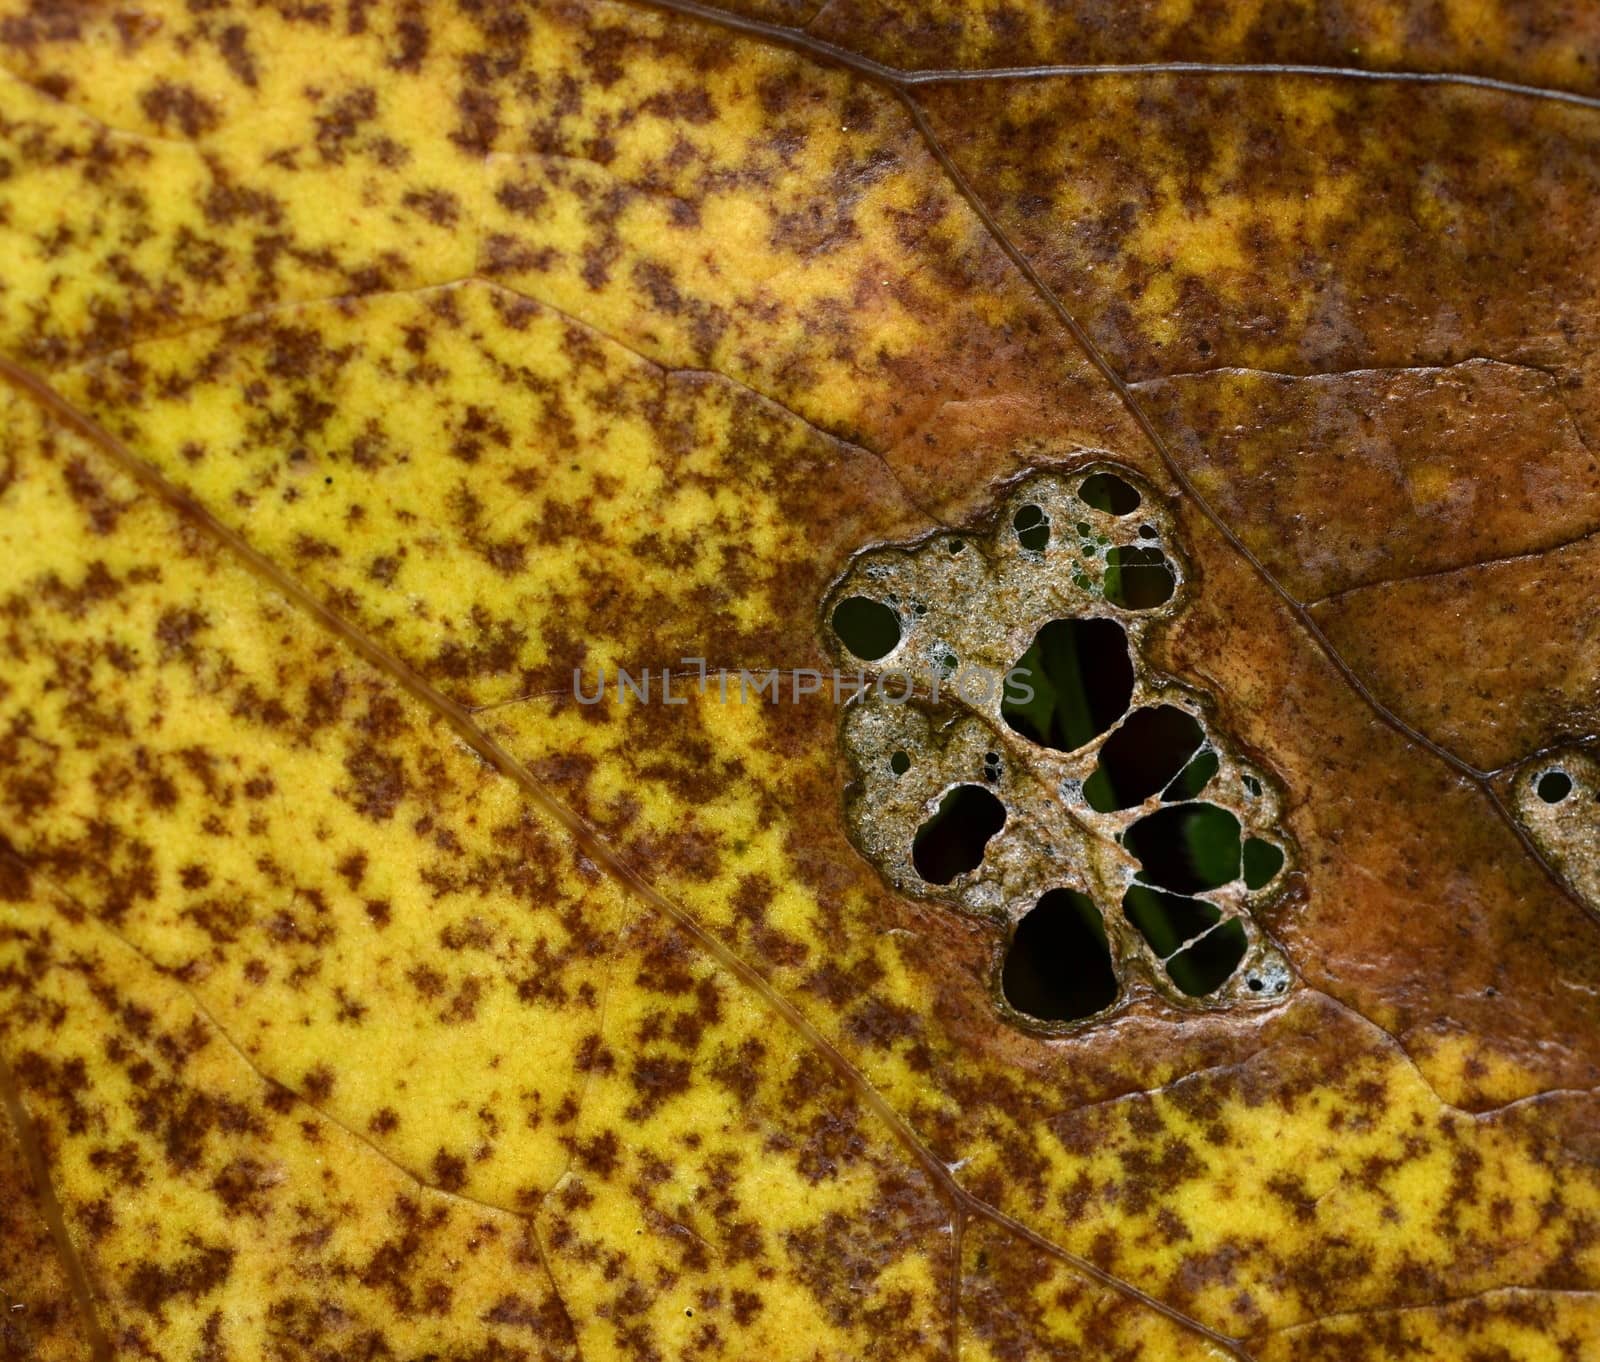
[0,1,1599,1360]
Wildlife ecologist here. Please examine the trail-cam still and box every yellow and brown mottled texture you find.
[1,2,1599,1360]
[694,0,1600,92]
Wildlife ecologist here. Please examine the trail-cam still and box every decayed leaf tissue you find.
[0,1,1598,1359]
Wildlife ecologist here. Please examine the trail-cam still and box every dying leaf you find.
[0,2,1598,1360]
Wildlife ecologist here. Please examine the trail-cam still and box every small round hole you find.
[1537,770,1573,804]
[832,596,900,660]
[889,750,910,776]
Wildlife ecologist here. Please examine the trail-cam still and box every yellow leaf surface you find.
[1,2,1599,1360]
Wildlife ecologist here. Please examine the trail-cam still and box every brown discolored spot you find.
[301,1065,335,1103]
[341,744,407,821]
[138,81,221,137]
[125,1242,235,1317]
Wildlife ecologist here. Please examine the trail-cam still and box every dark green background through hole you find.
[1002,888,1118,1021]
[1002,617,1133,751]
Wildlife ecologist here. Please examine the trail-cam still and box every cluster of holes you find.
[827,467,1291,1029]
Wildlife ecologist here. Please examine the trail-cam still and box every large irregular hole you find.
[1122,885,1219,958]
[1083,705,1205,812]
[1103,546,1176,609]
[1123,802,1242,893]
[1242,837,1285,889]
[832,595,900,660]
[1163,749,1220,802]
[1538,770,1573,804]
[1013,503,1050,552]
[1002,888,1118,1021]
[1001,618,1134,752]
[912,784,1007,885]
[1167,920,1248,997]
[1079,472,1142,516]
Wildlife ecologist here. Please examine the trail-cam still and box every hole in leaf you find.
[1538,770,1573,804]
[832,596,900,660]
[1163,749,1220,802]
[1242,837,1284,889]
[1013,504,1050,552]
[1124,803,1242,893]
[1122,885,1220,958]
[1167,920,1248,996]
[1001,618,1134,752]
[1083,705,1205,812]
[1242,774,1262,798]
[949,539,965,554]
[1103,546,1176,609]
[1138,524,1160,539]
[912,784,1007,885]
[889,750,910,776]
[1002,888,1118,1021]
[1079,472,1142,515]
